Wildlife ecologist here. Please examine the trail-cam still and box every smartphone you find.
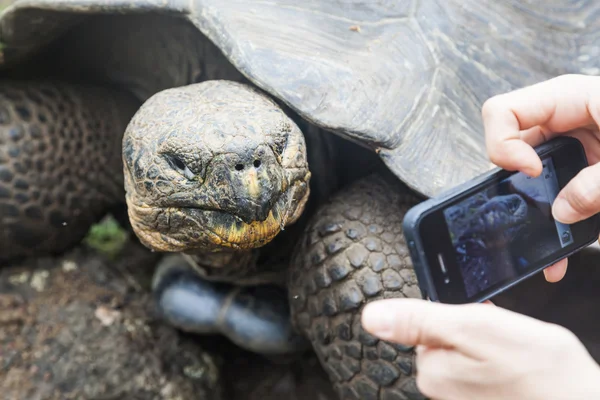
[403,136,600,304]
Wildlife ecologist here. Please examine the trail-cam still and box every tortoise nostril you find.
[233,156,262,172]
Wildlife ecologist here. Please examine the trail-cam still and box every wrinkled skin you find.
[123,80,319,357]
[123,81,311,254]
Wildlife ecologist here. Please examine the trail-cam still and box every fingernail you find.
[362,301,396,339]
[552,196,579,224]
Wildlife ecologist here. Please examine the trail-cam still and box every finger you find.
[482,299,495,306]
[543,258,568,283]
[483,74,600,175]
[483,105,543,177]
[361,299,474,351]
[566,127,600,165]
[522,126,600,165]
[415,347,481,399]
[552,161,600,224]
[360,298,548,358]
[519,125,552,148]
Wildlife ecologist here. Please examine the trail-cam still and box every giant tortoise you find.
[1,1,599,399]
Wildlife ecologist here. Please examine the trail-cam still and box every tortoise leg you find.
[0,81,138,264]
[153,254,310,355]
[288,173,426,400]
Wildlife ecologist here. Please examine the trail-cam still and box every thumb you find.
[552,162,600,224]
[361,299,495,355]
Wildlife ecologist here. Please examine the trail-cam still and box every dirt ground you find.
[2,238,600,400]
[0,238,336,400]
[0,241,224,400]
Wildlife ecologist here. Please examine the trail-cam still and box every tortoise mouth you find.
[163,197,287,245]
[161,190,283,225]
[126,189,295,253]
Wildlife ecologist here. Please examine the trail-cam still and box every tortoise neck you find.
[181,249,287,287]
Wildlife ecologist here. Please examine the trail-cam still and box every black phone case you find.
[402,136,600,303]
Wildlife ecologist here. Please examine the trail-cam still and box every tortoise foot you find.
[289,173,427,400]
[0,81,138,264]
[153,255,310,355]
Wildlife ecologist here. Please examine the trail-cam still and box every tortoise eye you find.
[171,156,186,170]
[272,137,288,156]
[166,154,196,180]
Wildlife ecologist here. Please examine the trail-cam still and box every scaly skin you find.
[288,173,425,400]
[0,81,138,262]
[122,80,311,255]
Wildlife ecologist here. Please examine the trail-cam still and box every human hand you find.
[482,74,600,283]
[361,298,600,400]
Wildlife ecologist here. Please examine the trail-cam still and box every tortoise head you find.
[122,81,311,252]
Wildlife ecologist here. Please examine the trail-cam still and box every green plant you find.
[84,215,129,259]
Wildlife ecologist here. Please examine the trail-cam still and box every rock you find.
[0,241,223,400]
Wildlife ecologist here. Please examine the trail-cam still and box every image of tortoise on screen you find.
[443,157,573,298]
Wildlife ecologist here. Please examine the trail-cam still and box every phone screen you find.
[442,156,573,299]
[410,137,600,304]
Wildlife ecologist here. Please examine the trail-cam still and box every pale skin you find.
[362,74,600,399]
